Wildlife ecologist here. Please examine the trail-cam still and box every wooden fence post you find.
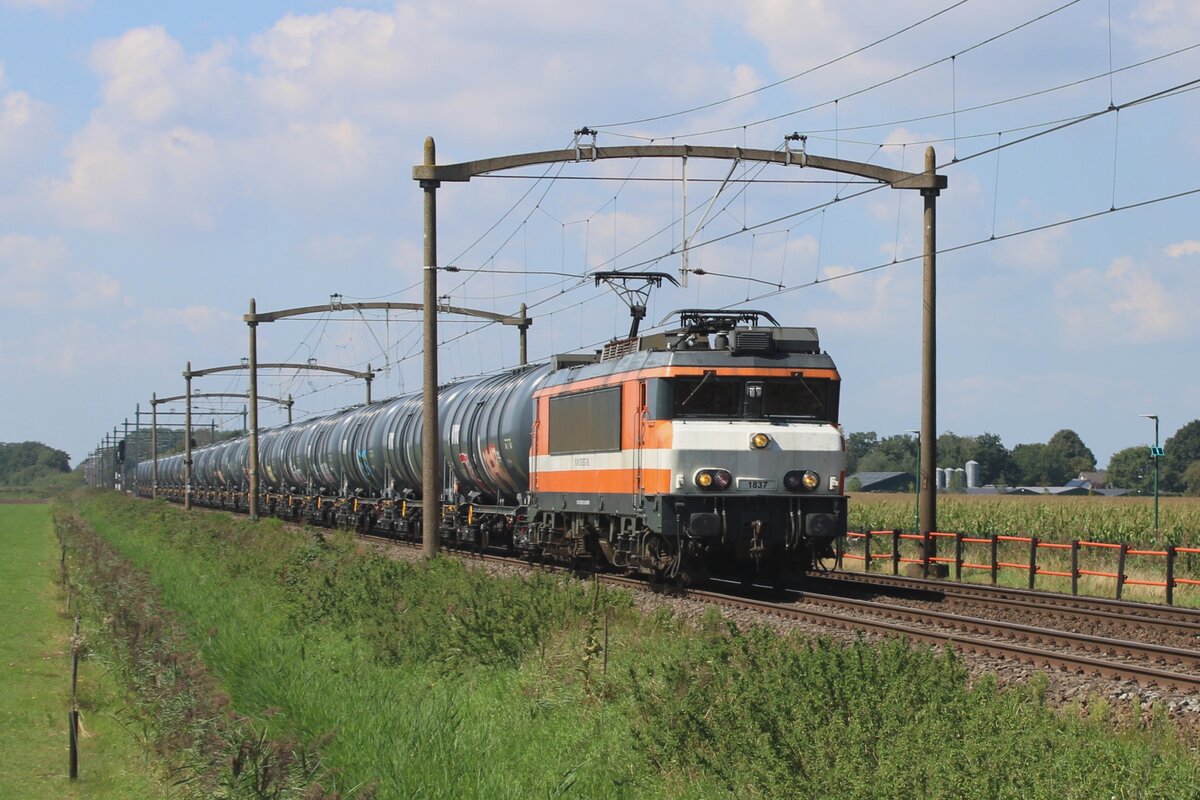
[1166,545,1176,606]
[954,532,963,582]
[1070,540,1079,596]
[990,534,999,585]
[1028,537,1038,591]
[69,616,79,780]
[1116,543,1128,600]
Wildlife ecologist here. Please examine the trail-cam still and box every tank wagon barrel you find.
[143,364,549,500]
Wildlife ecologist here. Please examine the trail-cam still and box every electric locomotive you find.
[513,309,845,583]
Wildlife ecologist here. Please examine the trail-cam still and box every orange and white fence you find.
[838,530,1200,605]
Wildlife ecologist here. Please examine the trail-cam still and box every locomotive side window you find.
[548,386,622,454]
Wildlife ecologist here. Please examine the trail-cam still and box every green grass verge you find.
[72,492,1200,799]
[0,503,165,799]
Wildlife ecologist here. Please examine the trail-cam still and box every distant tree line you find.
[1106,419,1200,496]
[847,419,1200,495]
[0,441,71,486]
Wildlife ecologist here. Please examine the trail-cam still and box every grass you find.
[65,491,1200,798]
[0,503,166,799]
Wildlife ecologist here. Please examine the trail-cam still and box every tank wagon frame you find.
[139,310,848,583]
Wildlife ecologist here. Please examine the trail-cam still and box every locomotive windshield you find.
[670,374,837,421]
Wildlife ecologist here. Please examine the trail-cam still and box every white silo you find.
[965,460,981,489]
[935,467,946,489]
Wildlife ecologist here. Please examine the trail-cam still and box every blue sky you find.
[1,0,1198,469]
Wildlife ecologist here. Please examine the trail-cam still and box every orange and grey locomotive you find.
[139,310,847,581]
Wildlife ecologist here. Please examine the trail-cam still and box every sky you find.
[1,0,1198,470]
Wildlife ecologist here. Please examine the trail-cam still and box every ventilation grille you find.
[600,337,640,361]
[731,330,774,354]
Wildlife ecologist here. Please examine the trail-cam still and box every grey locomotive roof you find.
[543,327,839,391]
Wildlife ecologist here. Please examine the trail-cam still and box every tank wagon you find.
[140,310,847,582]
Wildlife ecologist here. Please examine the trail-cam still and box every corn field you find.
[848,493,1200,547]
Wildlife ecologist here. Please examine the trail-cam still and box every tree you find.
[1010,442,1072,486]
[1105,446,1154,493]
[1164,420,1200,492]
[970,432,1015,486]
[856,434,918,475]
[1048,429,1096,477]
[1180,461,1200,497]
[0,442,72,486]
[844,431,879,476]
[936,432,975,471]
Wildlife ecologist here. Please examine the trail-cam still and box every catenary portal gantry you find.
[414,134,946,564]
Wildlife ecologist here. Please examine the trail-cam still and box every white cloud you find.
[1,89,55,172]
[1056,255,1186,343]
[302,234,372,264]
[0,234,123,310]
[990,226,1068,271]
[1128,0,1200,50]
[1165,240,1200,258]
[49,121,222,230]
[90,26,186,124]
[1,0,84,12]
[805,266,907,333]
[124,304,237,337]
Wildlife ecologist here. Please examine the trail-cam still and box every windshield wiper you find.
[679,371,714,409]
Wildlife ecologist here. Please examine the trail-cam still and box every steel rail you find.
[820,570,1200,626]
[672,586,1200,693]
[766,588,1200,671]
[817,583,1200,639]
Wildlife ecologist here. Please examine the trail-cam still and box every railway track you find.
[809,570,1200,639]
[355,532,1200,693]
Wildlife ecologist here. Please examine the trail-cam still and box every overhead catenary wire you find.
[589,0,975,129]
[465,179,1200,381]
[746,182,1200,305]
[743,39,1200,145]
[657,0,1086,141]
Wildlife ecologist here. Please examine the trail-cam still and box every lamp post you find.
[907,429,920,533]
[1139,413,1160,537]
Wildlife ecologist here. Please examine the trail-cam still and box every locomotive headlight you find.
[750,432,770,449]
[694,469,733,491]
[784,469,821,492]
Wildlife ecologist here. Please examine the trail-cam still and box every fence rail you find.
[837,530,1199,605]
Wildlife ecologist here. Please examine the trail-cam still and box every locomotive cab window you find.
[671,374,838,421]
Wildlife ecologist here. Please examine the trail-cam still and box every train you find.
[136,309,847,584]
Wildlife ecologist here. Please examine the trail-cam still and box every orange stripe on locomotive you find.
[534,468,673,494]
